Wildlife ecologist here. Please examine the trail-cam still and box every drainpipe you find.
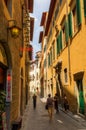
[66,0,71,85]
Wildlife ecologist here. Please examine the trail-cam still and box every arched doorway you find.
[0,44,8,129]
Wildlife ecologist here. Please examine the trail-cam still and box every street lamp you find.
[8,20,21,38]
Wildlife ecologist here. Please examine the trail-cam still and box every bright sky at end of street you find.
[30,0,50,60]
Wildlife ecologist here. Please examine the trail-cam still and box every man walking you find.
[54,93,59,113]
[33,93,37,109]
[46,94,53,121]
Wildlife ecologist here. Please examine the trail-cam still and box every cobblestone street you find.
[21,96,86,130]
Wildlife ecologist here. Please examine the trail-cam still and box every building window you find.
[68,12,73,38]
[4,0,12,16]
[56,31,62,55]
[44,59,46,67]
[72,6,78,34]
[76,0,82,26]
[48,53,50,67]
[36,73,38,80]
[62,25,66,48]
[69,0,82,36]
[4,0,8,5]
[44,45,46,52]
[52,41,55,60]
[50,47,52,65]
[64,68,68,83]
[56,34,60,55]
[61,16,68,48]
[55,3,59,20]
[59,0,62,5]
[83,0,86,17]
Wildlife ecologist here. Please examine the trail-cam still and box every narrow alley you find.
[21,96,86,130]
[1,0,86,129]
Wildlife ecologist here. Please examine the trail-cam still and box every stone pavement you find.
[60,107,86,127]
[41,97,86,127]
[20,96,86,130]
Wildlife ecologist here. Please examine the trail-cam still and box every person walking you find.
[33,93,37,109]
[63,95,69,111]
[46,94,53,121]
[54,93,59,113]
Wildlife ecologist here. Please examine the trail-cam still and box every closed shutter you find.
[83,0,86,17]
[60,30,62,50]
[50,51,51,65]
[57,36,60,54]
[65,21,69,43]
[68,12,73,38]
[76,0,82,25]
[44,59,46,67]
[49,54,50,66]
[51,49,52,64]
[48,54,50,67]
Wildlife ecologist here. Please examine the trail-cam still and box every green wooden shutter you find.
[83,0,86,17]
[76,0,82,25]
[65,21,69,43]
[49,53,50,66]
[44,59,46,67]
[53,44,55,60]
[50,51,51,65]
[57,36,60,54]
[58,34,60,53]
[60,30,62,50]
[51,49,52,64]
[68,12,73,38]
[48,54,49,67]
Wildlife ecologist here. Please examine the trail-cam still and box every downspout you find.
[66,0,71,85]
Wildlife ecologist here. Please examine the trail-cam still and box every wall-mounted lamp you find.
[8,20,21,38]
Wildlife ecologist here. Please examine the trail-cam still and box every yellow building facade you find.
[43,0,86,116]
[0,0,34,129]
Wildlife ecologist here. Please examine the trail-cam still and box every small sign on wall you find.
[6,69,12,102]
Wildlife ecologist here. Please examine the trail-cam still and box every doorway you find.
[76,79,85,114]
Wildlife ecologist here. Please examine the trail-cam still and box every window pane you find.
[65,21,69,43]
[68,12,73,38]
[60,30,62,50]
[76,0,82,25]
[83,0,86,17]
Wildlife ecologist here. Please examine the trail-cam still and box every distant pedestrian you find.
[33,94,37,109]
[46,94,53,121]
[54,93,59,113]
[63,95,69,111]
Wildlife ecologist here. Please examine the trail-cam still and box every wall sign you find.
[6,69,12,102]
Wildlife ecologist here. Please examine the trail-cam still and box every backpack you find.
[47,98,53,106]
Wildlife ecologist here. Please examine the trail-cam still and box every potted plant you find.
[0,90,6,130]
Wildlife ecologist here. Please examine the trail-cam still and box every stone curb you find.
[59,107,86,127]
[40,98,86,126]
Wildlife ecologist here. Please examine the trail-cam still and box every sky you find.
[30,0,50,59]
